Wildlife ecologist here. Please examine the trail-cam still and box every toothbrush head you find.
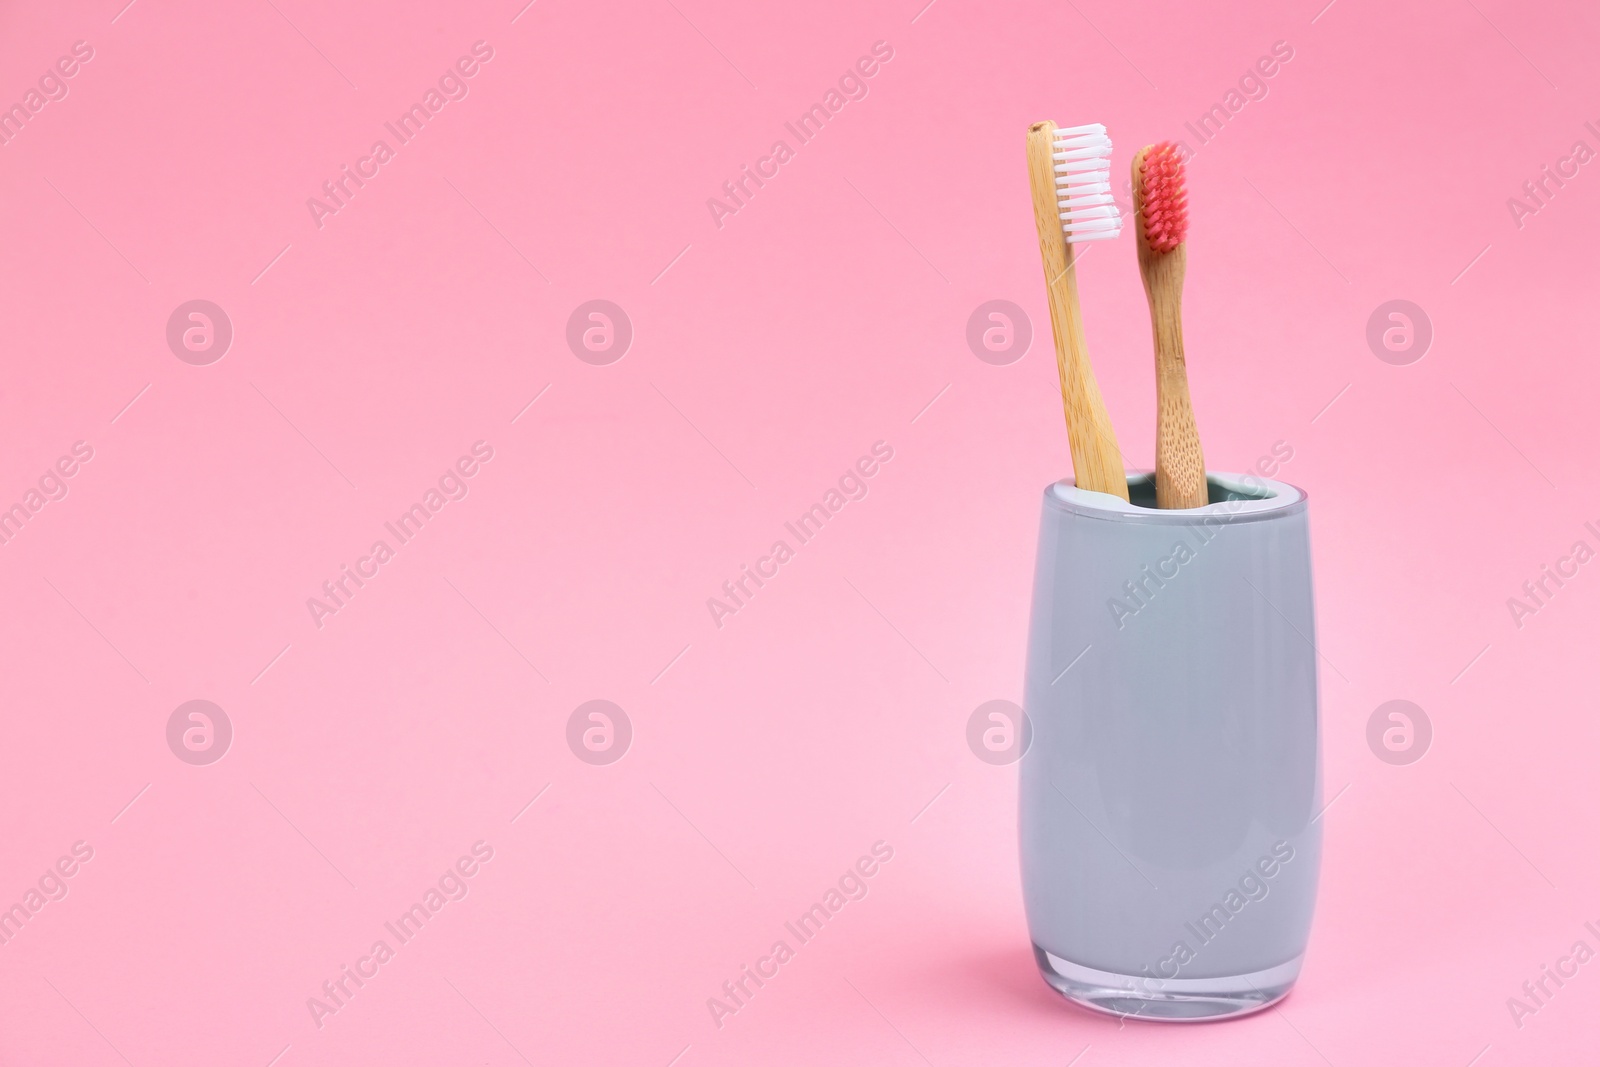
[1137,141,1188,253]
[1053,123,1122,244]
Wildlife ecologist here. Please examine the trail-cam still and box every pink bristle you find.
[1139,142,1188,253]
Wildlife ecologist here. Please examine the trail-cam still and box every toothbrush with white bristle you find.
[1025,120,1129,500]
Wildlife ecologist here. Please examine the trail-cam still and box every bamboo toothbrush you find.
[1025,121,1129,501]
[1132,141,1207,510]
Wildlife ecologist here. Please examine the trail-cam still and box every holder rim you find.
[1046,471,1307,525]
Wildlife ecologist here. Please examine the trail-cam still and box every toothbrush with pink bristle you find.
[1132,141,1207,510]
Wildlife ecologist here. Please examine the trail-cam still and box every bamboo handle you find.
[1025,121,1128,501]
[1132,146,1207,510]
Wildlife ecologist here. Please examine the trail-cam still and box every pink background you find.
[0,0,1596,1063]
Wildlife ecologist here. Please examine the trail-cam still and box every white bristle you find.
[1053,121,1121,245]
[1054,144,1111,162]
[1055,161,1109,175]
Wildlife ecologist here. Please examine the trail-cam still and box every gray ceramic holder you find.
[1019,471,1321,1021]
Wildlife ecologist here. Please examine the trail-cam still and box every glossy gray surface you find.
[1019,473,1322,983]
